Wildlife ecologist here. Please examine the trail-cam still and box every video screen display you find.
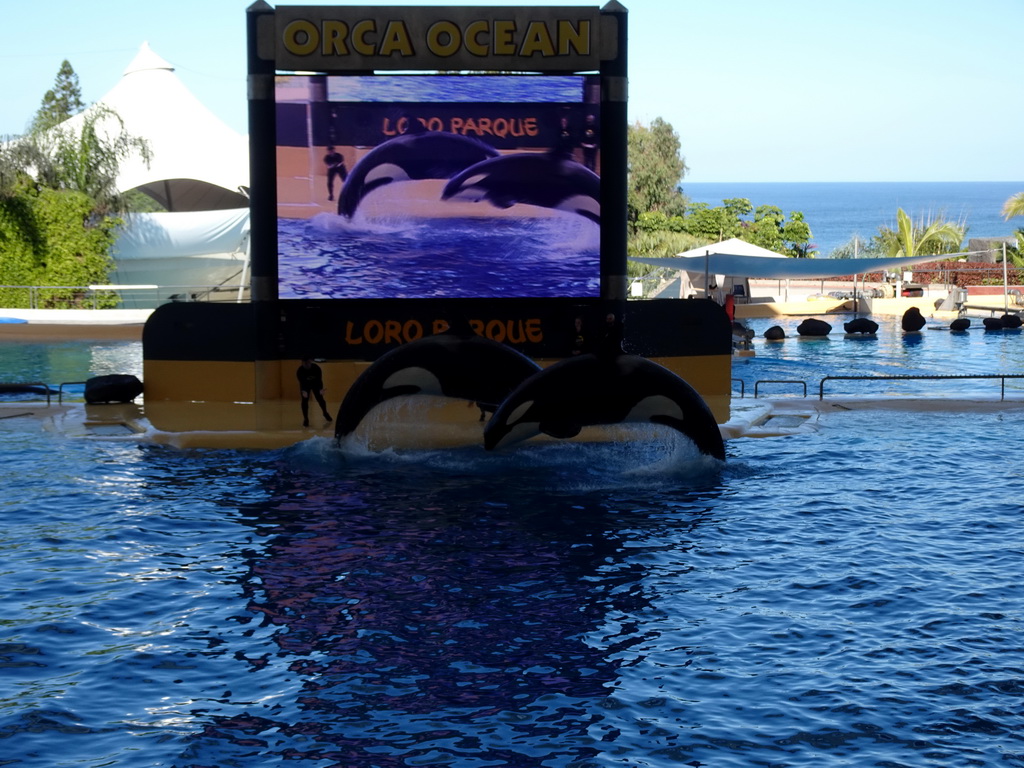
[275,74,601,299]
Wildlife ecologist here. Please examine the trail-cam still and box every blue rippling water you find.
[279,213,600,300]
[733,314,1024,400]
[3,326,1024,766]
[2,416,1023,767]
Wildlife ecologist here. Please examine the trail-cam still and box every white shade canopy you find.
[630,237,961,279]
[61,43,249,212]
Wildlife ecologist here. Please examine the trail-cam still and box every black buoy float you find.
[843,317,879,335]
[1001,313,1023,329]
[763,325,786,341]
[901,307,926,332]
[84,374,144,404]
[949,317,970,332]
[796,318,832,337]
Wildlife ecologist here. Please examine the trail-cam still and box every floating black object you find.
[949,318,970,331]
[84,374,144,404]
[983,317,1003,330]
[901,307,926,332]
[1001,313,1023,329]
[731,321,754,340]
[796,318,831,337]
[763,325,786,341]
[843,317,879,335]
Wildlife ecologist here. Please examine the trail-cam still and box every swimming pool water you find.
[2,320,1023,767]
[734,314,1024,400]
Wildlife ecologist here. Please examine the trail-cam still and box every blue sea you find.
[3,318,1024,766]
[684,181,1024,257]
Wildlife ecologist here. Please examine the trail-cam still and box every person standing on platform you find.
[580,114,599,171]
[323,146,347,202]
[297,357,333,428]
[598,311,624,357]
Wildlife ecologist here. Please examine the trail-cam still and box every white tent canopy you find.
[63,42,249,212]
[108,208,250,304]
[631,237,957,280]
[47,43,254,304]
[113,209,250,261]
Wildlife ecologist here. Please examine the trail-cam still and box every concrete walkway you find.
[0,309,152,341]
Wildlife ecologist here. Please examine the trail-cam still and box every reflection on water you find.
[0,340,141,389]
[211,453,657,762]
[2,326,1024,766]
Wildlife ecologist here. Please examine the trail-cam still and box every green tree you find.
[1002,192,1024,221]
[21,104,151,215]
[873,208,965,258]
[676,199,814,258]
[31,60,86,132]
[1,89,150,303]
[744,205,785,252]
[683,201,739,241]
[0,138,25,198]
[739,206,814,257]
[627,118,688,225]
[0,183,120,308]
[781,211,814,257]
[829,234,878,258]
[722,198,753,220]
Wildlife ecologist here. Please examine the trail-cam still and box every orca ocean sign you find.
[267,6,608,72]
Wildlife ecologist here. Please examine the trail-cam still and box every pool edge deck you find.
[5,396,1024,449]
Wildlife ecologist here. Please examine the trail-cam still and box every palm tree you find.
[1002,192,1024,221]
[878,208,965,258]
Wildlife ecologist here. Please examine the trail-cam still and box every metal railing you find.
[0,382,53,405]
[818,373,1024,401]
[731,374,1024,401]
[0,381,89,406]
[59,381,87,404]
[0,282,249,309]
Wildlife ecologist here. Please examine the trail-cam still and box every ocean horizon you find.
[682,181,1024,257]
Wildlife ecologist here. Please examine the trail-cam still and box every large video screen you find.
[275,74,601,300]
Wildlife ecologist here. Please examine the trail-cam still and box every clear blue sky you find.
[2,0,1021,183]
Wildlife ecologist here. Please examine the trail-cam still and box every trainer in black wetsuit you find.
[297,357,333,427]
[597,312,624,357]
[324,146,348,202]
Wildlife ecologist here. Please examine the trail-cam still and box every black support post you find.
[599,0,628,302]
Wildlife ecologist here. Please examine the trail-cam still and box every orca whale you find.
[337,130,499,218]
[482,354,726,460]
[334,332,542,440]
[441,152,601,224]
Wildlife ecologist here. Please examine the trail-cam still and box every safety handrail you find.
[0,281,248,309]
[732,378,746,398]
[0,382,52,405]
[59,381,88,404]
[754,379,808,398]
[819,373,1024,401]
